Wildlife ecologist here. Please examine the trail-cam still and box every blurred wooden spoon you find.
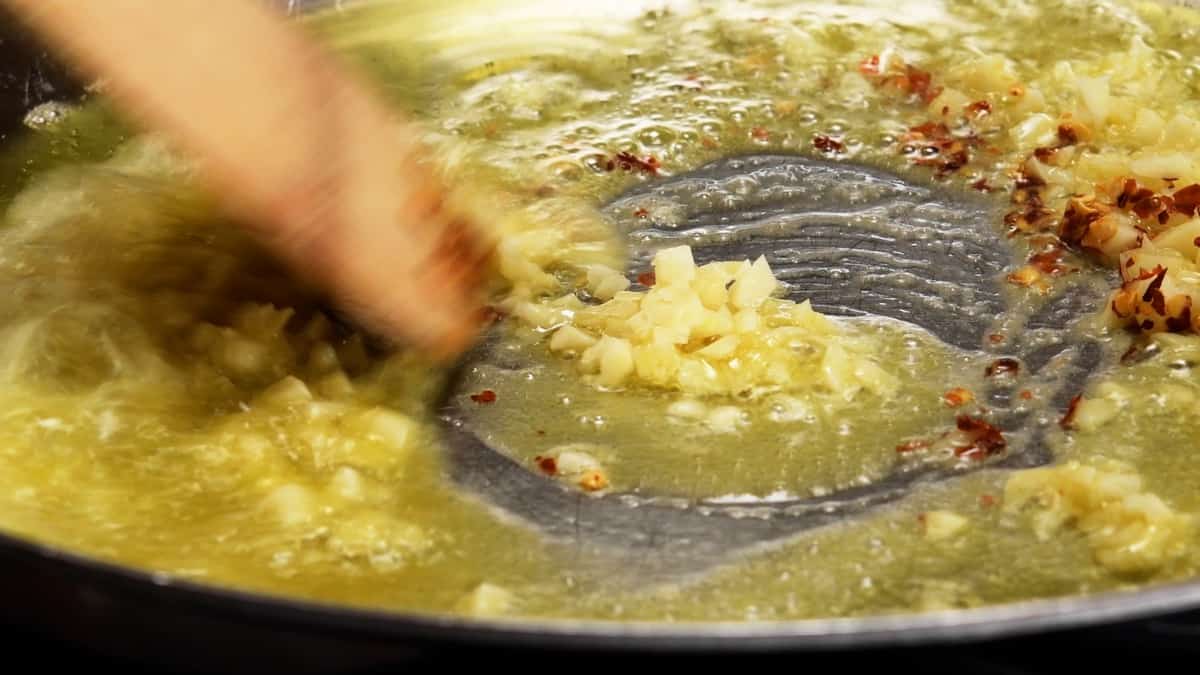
[1,0,494,361]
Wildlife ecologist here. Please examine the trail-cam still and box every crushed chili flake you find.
[954,415,1007,460]
[1058,196,1106,248]
[636,271,656,286]
[858,54,881,76]
[812,134,845,154]
[942,387,974,407]
[1057,124,1079,145]
[971,178,992,192]
[858,55,942,104]
[988,333,1006,344]
[633,207,649,218]
[1166,298,1193,332]
[1142,266,1169,304]
[534,455,557,475]
[901,121,978,177]
[1060,394,1082,430]
[1019,390,1035,400]
[751,126,770,141]
[470,389,497,404]
[1033,146,1058,163]
[535,429,546,436]
[907,67,942,104]
[965,100,992,117]
[896,439,930,453]
[613,151,660,176]
[979,494,997,508]
[1172,184,1200,216]
[1029,248,1070,275]
[985,358,1020,377]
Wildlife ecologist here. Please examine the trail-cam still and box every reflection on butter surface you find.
[1,0,1200,621]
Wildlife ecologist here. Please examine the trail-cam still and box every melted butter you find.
[0,0,1197,622]
[464,316,989,498]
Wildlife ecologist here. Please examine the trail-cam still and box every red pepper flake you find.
[1019,390,1035,400]
[901,121,978,177]
[858,55,942,104]
[954,415,1007,460]
[534,455,558,475]
[1029,248,1065,274]
[988,333,1005,344]
[1057,196,1108,248]
[613,151,660,176]
[971,178,992,192]
[633,207,649,218]
[905,66,941,104]
[942,387,974,408]
[985,358,1020,377]
[1060,394,1082,430]
[751,126,770,141]
[1033,146,1058,163]
[1172,184,1200,216]
[896,439,930,454]
[966,100,992,117]
[1057,124,1079,146]
[1142,266,1169,304]
[701,136,719,149]
[813,134,845,154]
[864,54,883,75]
[979,494,997,508]
[636,271,656,286]
[470,389,497,404]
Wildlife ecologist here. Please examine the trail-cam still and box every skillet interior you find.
[1,0,1200,666]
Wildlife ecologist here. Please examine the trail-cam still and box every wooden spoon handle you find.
[2,0,493,359]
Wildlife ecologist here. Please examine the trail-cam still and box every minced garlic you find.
[545,245,898,400]
[1004,459,1192,575]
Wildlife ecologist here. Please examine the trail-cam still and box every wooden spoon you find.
[1,0,494,361]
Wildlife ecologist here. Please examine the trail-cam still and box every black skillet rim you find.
[3,523,1199,651]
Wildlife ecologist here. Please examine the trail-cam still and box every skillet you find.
[1,1,1200,670]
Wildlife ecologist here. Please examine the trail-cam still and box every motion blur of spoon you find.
[0,0,496,361]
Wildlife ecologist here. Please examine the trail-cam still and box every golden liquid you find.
[0,0,1197,622]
